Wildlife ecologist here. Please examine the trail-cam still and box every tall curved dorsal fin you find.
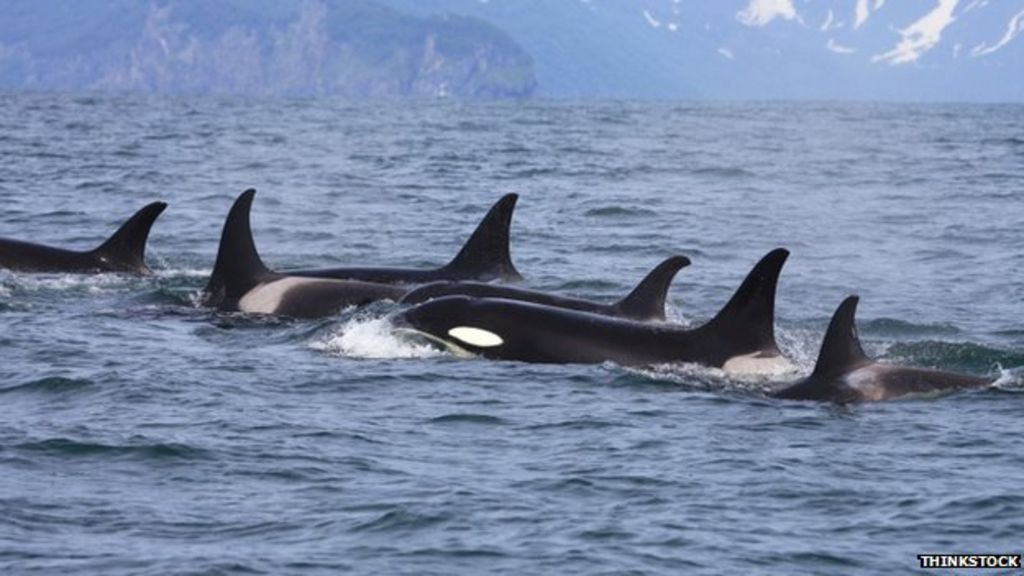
[203,189,272,307]
[614,256,690,321]
[811,295,872,379]
[93,201,168,273]
[705,248,789,353]
[443,194,522,281]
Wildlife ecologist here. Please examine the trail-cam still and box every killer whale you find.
[393,249,792,373]
[399,255,690,322]
[286,194,522,284]
[203,189,406,318]
[0,202,167,274]
[773,296,993,403]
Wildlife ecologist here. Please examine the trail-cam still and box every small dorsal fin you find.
[614,256,690,321]
[811,295,872,379]
[92,201,167,273]
[443,194,522,281]
[203,189,273,307]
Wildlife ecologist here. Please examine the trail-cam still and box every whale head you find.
[393,295,508,353]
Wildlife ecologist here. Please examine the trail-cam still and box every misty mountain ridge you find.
[0,0,536,99]
[0,0,1021,101]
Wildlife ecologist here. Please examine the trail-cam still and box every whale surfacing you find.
[773,296,993,403]
[202,190,405,319]
[0,202,167,274]
[400,255,690,322]
[393,249,792,373]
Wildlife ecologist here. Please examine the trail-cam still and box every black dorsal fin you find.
[705,248,789,353]
[203,189,273,307]
[443,194,522,281]
[92,201,167,273]
[614,256,690,321]
[811,295,873,379]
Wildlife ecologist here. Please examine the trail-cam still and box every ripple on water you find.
[10,438,209,461]
[584,206,660,218]
[860,317,961,336]
[0,376,93,395]
[883,340,1023,373]
[350,508,453,534]
[2,97,1023,576]
[426,414,509,426]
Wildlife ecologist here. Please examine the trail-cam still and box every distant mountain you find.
[0,0,536,99]
[1,0,1021,101]
[380,0,1024,102]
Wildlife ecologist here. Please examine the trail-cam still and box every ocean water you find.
[1,94,1022,575]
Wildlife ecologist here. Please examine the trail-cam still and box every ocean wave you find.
[427,413,508,425]
[860,317,961,336]
[0,377,93,395]
[350,508,452,534]
[980,136,1024,147]
[10,438,208,460]
[690,166,754,178]
[881,340,1023,374]
[584,206,659,218]
[523,418,633,431]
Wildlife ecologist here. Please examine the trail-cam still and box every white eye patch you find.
[447,326,504,348]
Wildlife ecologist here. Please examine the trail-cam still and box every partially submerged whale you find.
[203,190,405,318]
[286,194,523,284]
[0,202,167,274]
[393,249,792,374]
[773,296,993,403]
[399,255,690,322]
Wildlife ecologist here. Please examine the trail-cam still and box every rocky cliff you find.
[0,0,536,99]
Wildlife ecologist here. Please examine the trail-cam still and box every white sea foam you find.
[155,268,213,278]
[311,316,444,360]
[0,272,139,294]
[774,326,820,373]
[662,301,689,326]
[627,353,798,395]
[991,366,1024,390]
[626,362,742,393]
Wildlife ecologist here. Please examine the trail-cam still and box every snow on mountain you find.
[381,0,1024,101]
[642,0,1023,67]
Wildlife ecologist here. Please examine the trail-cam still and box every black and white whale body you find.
[0,202,167,274]
[773,296,993,403]
[399,255,690,322]
[287,194,522,284]
[393,249,792,373]
[203,190,406,318]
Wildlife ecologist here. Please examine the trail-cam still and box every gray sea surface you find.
[1,94,1023,575]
